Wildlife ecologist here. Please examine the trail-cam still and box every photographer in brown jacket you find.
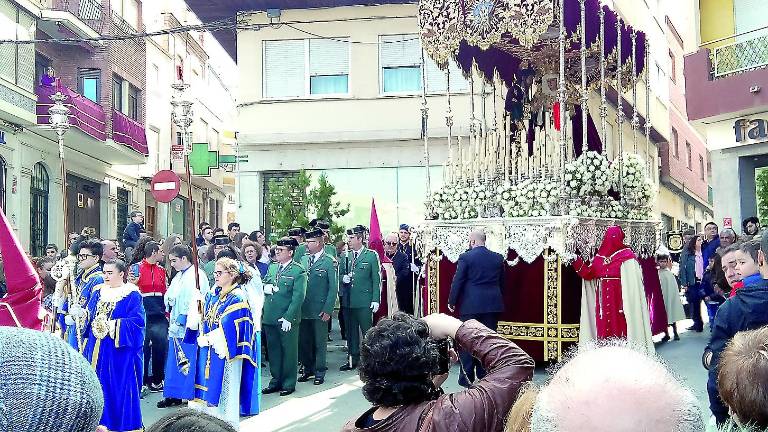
[341,313,534,432]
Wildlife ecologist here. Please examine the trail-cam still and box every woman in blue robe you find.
[83,259,146,432]
[186,257,261,429]
[157,245,210,408]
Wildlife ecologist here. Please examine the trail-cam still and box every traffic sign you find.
[723,217,733,229]
[150,170,181,203]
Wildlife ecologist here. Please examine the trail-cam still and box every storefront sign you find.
[735,118,768,143]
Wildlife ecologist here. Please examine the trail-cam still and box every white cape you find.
[620,259,655,354]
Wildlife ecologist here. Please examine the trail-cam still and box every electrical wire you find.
[0,14,420,46]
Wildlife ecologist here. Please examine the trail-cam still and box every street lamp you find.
[170,79,201,293]
[48,91,71,248]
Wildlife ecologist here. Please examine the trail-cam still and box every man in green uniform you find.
[262,237,307,396]
[338,225,381,371]
[288,227,308,263]
[309,219,338,257]
[297,229,338,385]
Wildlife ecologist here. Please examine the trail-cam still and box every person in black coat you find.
[448,230,505,387]
[122,211,144,249]
[384,233,412,315]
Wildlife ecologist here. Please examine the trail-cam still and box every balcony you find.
[112,110,148,156]
[38,0,103,41]
[36,84,146,164]
[37,84,106,140]
[685,30,768,122]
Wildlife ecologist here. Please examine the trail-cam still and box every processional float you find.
[413,0,665,362]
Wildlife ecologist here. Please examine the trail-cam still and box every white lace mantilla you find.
[414,217,660,264]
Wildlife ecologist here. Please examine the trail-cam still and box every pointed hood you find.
[597,226,629,257]
[369,198,390,264]
[0,207,43,330]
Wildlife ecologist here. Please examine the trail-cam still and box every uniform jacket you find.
[122,222,142,248]
[263,261,307,324]
[706,274,768,425]
[448,246,505,316]
[339,247,381,309]
[301,252,338,319]
[341,320,534,432]
[293,244,308,264]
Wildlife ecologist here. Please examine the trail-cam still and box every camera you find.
[430,338,452,375]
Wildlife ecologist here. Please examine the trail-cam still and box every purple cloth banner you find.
[112,110,148,155]
[36,85,106,141]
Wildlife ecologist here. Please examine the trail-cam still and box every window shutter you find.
[425,56,468,93]
[264,40,306,98]
[309,38,349,76]
[380,34,421,67]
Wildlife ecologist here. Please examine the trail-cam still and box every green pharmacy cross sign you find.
[188,143,248,176]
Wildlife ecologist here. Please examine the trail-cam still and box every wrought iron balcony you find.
[36,84,106,141]
[710,31,768,78]
[112,109,148,155]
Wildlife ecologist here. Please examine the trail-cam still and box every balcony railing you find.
[36,84,106,141]
[711,32,768,78]
[112,109,148,155]
[45,0,104,31]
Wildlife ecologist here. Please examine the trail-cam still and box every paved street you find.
[141,317,713,431]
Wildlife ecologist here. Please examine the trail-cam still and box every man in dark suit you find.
[384,232,412,314]
[448,229,505,387]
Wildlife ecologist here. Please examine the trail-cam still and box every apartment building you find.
[685,0,768,232]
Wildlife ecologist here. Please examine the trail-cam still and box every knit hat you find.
[0,327,104,431]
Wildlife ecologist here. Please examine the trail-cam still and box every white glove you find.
[370,302,380,313]
[107,319,117,339]
[198,334,210,347]
[69,304,85,318]
[64,314,75,326]
[342,275,351,284]
[263,284,276,295]
[209,328,228,359]
[278,318,292,332]
[410,263,420,273]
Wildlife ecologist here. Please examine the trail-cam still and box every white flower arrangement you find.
[611,153,651,199]
[564,151,614,198]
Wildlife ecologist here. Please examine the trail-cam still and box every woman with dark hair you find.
[82,259,146,432]
[343,313,534,432]
[187,257,261,426]
[129,235,155,266]
[243,241,268,278]
[146,408,237,432]
[157,245,210,409]
[249,230,271,264]
[679,234,704,332]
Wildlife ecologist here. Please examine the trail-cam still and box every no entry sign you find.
[150,170,181,203]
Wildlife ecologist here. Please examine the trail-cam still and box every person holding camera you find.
[342,313,534,432]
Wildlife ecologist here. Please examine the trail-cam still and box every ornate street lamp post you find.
[170,80,201,292]
[48,91,71,247]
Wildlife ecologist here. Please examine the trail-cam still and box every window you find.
[380,35,422,93]
[699,155,705,180]
[671,127,679,158]
[0,1,35,92]
[78,68,101,102]
[380,34,469,94]
[112,75,122,111]
[669,50,676,83]
[686,141,692,169]
[29,162,49,256]
[263,38,350,98]
[128,84,138,120]
[309,39,350,95]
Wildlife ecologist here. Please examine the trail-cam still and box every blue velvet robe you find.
[59,265,104,352]
[83,285,146,432]
[186,284,261,416]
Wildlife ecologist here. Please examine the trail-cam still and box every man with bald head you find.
[448,229,505,387]
[100,239,118,262]
[525,341,705,432]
